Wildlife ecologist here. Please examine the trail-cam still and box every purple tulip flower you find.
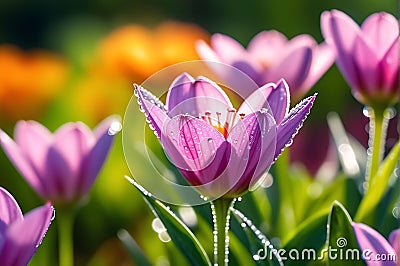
[0,187,53,266]
[0,116,121,204]
[352,223,398,265]
[135,73,315,198]
[321,10,399,108]
[196,31,334,102]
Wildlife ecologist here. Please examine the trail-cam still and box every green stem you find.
[212,198,234,266]
[274,150,295,236]
[57,206,75,266]
[366,107,388,191]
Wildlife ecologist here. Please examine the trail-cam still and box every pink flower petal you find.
[0,202,53,266]
[353,35,379,94]
[285,34,316,54]
[389,229,399,254]
[225,111,276,196]
[161,115,226,184]
[0,130,43,196]
[210,34,246,64]
[352,223,397,266]
[195,40,221,62]
[266,79,290,124]
[166,73,233,121]
[361,12,399,59]
[0,187,23,231]
[379,38,399,95]
[267,46,312,93]
[300,42,335,99]
[248,30,288,65]
[47,123,93,201]
[321,9,360,89]
[237,83,274,118]
[275,94,316,160]
[135,85,169,139]
[79,117,119,196]
[5,122,53,197]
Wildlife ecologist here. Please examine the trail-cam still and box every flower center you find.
[201,108,245,138]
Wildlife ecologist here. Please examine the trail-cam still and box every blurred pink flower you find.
[135,73,315,198]
[352,223,398,266]
[0,116,121,204]
[0,187,53,266]
[196,31,334,102]
[321,10,399,108]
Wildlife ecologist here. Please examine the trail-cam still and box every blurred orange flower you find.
[0,45,69,121]
[98,21,210,82]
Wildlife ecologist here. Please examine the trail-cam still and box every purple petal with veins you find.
[275,94,316,160]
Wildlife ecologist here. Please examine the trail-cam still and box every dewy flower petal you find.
[134,73,315,198]
[161,114,227,186]
[166,72,233,118]
[196,31,334,102]
[0,116,120,204]
[225,110,276,196]
[274,94,316,160]
[135,84,169,139]
[0,187,53,266]
[321,9,399,107]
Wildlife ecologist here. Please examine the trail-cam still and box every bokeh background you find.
[0,0,397,265]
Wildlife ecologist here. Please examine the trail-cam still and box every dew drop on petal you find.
[51,207,56,221]
[108,120,122,135]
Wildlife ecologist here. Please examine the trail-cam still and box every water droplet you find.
[384,107,396,119]
[158,231,171,242]
[51,206,56,221]
[178,207,197,227]
[392,207,400,219]
[362,106,372,117]
[108,120,122,135]
[208,138,213,143]
[152,218,166,233]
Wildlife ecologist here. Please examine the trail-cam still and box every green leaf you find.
[307,176,362,218]
[125,176,211,266]
[355,142,399,223]
[327,201,366,266]
[117,229,152,266]
[281,210,329,266]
